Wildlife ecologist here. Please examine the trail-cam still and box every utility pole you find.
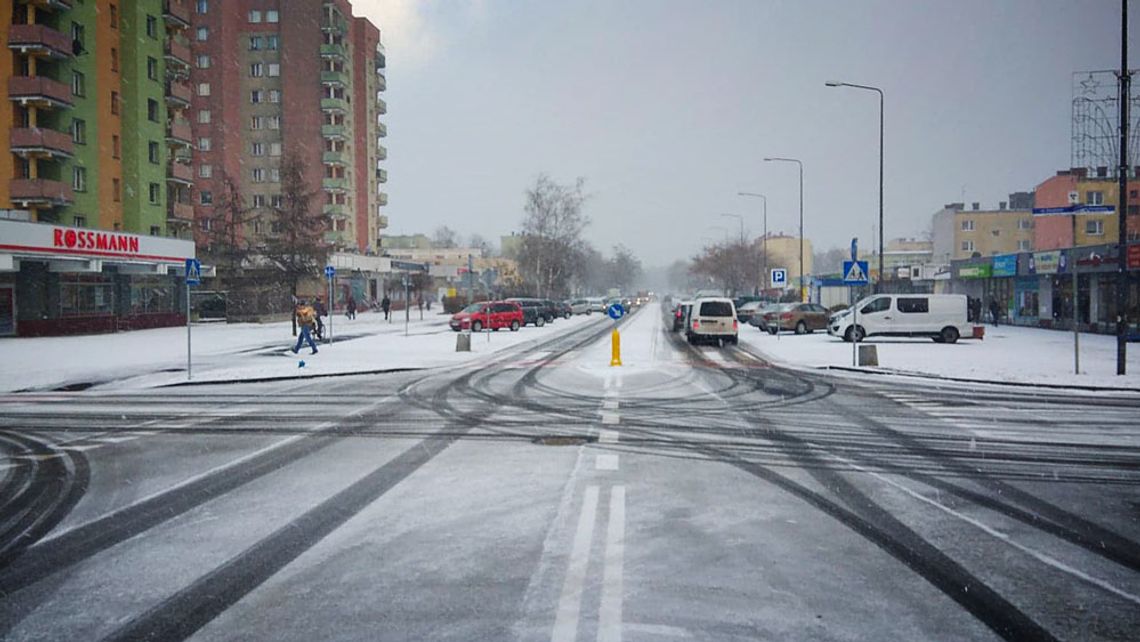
[1116,0,1130,375]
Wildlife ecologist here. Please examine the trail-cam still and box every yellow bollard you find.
[610,329,622,367]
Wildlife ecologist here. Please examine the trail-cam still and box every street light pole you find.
[738,192,767,291]
[764,157,805,301]
[826,81,884,293]
[720,213,744,242]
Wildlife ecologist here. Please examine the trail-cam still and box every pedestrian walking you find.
[988,297,1001,327]
[313,296,327,339]
[346,295,357,320]
[292,301,319,355]
[381,295,391,321]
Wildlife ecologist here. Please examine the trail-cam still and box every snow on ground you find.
[737,323,1140,389]
[0,311,600,392]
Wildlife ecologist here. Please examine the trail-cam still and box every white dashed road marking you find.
[598,485,626,642]
[552,486,601,642]
[599,430,619,444]
[596,454,619,471]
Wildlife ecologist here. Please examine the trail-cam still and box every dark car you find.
[546,299,571,320]
[506,298,549,327]
[672,301,694,332]
[735,300,765,325]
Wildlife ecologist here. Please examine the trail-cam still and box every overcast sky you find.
[352,0,1135,265]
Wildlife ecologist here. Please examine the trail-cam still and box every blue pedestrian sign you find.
[842,260,870,285]
[184,258,201,286]
[607,303,625,320]
[770,268,788,286]
[324,265,336,279]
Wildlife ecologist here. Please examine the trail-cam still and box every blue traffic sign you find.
[324,265,336,279]
[770,268,787,286]
[185,258,201,286]
[842,260,870,285]
[607,303,625,320]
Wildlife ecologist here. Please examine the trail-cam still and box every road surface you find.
[1,306,1138,641]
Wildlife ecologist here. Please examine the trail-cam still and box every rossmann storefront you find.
[0,218,195,337]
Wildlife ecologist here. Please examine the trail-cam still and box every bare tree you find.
[517,174,589,297]
[468,233,494,256]
[432,225,459,249]
[607,244,643,293]
[690,239,763,296]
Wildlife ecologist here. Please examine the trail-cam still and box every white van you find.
[828,294,971,344]
[687,297,739,345]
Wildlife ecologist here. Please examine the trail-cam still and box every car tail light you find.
[781,313,793,320]
[692,320,700,329]
[675,309,682,318]
[733,320,738,331]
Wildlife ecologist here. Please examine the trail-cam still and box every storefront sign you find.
[0,219,194,263]
[1128,244,1140,269]
[992,254,1018,277]
[1031,250,1062,274]
[53,228,140,254]
[958,264,992,279]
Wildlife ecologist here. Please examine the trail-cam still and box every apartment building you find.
[1033,169,1140,250]
[188,0,387,254]
[953,201,1035,260]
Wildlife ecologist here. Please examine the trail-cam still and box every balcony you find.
[9,178,74,207]
[321,69,348,86]
[376,97,387,114]
[376,73,386,92]
[320,42,347,59]
[163,0,191,28]
[376,168,387,183]
[320,97,348,113]
[8,75,73,109]
[322,150,346,164]
[376,144,387,160]
[164,39,191,69]
[165,80,191,108]
[377,215,389,229]
[377,122,386,137]
[168,201,194,223]
[168,161,193,185]
[323,204,348,218]
[321,123,346,139]
[10,127,74,158]
[166,119,192,146]
[323,177,349,192]
[26,0,73,10]
[7,23,73,59]
[377,192,388,207]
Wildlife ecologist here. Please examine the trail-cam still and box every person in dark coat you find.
[988,297,1001,327]
[313,297,327,339]
[381,295,391,321]
[346,296,357,320]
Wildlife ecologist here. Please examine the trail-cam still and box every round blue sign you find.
[607,303,625,320]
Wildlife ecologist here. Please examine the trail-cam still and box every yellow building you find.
[762,234,813,287]
[953,206,1034,260]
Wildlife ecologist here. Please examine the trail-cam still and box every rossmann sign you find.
[0,218,194,263]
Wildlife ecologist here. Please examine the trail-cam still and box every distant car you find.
[539,299,569,320]
[747,303,784,332]
[449,301,523,332]
[766,302,831,335]
[687,297,738,345]
[555,300,573,319]
[587,297,606,313]
[735,301,765,324]
[568,299,592,315]
[507,298,549,327]
[672,300,694,332]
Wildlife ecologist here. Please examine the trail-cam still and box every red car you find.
[450,301,524,332]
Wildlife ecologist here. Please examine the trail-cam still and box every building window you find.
[250,63,263,77]
[197,0,208,13]
[961,240,974,253]
[1086,219,1104,235]
[72,22,85,48]
[1087,191,1104,205]
[198,137,211,151]
[200,190,213,205]
[150,225,162,236]
[250,89,263,103]
[269,168,280,182]
[72,118,87,144]
[267,35,279,50]
[1130,204,1140,216]
[73,167,87,192]
[252,194,267,207]
[112,134,120,158]
[249,9,262,22]
[254,219,263,234]
[149,182,161,204]
[73,215,87,228]
[146,56,159,80]
[197,26,209,41]
[250,116,263,130]
[148,99,159,122]
[1017,239,1031,251]
[148,141,160,163]
[266,9,279,23]
[960,219,974,231]
[249,36,262,51]
[271,194,282,208]
[252,168,266,182]
[1131,189,1139,199]
[196,54,211,69]
[1018,218,1032,230]
[269,142,281,156]
[198,82,211,96]
[112,178,121,202]
[269,89,281,103]
[72,71,86,97]
[110,4,118,28]
[251,142,265,156]
[197,109,211,124]
[199,164,213,178]
[267,63,280,77]
[200,217,212,231]
[111,47,119,72]
[146,15,158,38]
[268,116,281,130]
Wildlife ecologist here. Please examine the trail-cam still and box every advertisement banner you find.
[958,264,992,279]
[992,254,1018,277]
[1031,250,1062,274]
[1128,244,1140,270]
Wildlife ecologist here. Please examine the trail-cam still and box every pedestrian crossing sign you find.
[842,260,869,285]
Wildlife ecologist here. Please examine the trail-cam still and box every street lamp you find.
[738,192,767,291]
[763,157,804,302]
[826,80,884,292]
[720,213,744,242]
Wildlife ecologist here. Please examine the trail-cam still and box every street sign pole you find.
[842,258,870,365]
[186,279,192,379]
[404,272,410,337]
[324,265,336,344]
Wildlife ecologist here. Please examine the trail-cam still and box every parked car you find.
[554,300,573,319]
[766,302,832,335]
[449,301,523,332]
[828,294,971,343]
[686,297,738,345]
[568,299,592,315]
[587,297,607,313]
[507,298,549,327]
[735,301,765,325]
[747,303,784,332]
[671,300,694,332]
[537,299,569,320]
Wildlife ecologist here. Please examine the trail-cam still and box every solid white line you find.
[62,444,102,452]
[823,448,1140,607]
[94,435,140,444]
[552,486,601,642]
[596,454,620,471]
[623,623,691,638]
[598,485,626,642]
[599,430,619,444]
[602,412,620,425]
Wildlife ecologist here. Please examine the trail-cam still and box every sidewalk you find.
[737,324,1140,390]
[0,312,596,392]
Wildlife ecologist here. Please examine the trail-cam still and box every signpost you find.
[843,258,870,366]
[770,268,787,289]
[324,265,336,344]
[608,302,625,366]
[185,258,201,379]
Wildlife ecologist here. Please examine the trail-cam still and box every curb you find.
[819,364,1140,394]
[158,366,427,388]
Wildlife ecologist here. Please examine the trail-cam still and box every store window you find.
[130,279,175,314]
[60,276,114,317]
